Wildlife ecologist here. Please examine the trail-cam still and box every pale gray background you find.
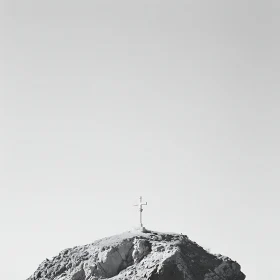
[0,1,279,279]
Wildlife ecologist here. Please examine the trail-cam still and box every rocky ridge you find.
[27,229,246,280]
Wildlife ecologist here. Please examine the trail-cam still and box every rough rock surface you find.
[27,230,246,280]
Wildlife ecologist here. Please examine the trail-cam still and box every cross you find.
[134,196,147,228]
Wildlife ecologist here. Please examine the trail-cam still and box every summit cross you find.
[134,196,147,228]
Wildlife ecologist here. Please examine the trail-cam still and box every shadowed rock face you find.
[27,230,246,280]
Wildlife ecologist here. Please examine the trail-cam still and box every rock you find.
[132,238,151,263]
[27,230,245,280]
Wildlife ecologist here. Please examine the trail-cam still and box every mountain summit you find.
[27,229,246,280]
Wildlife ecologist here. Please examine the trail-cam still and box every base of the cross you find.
[134,226,149,233]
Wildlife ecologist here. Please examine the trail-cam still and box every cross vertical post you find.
[134,196,147,228]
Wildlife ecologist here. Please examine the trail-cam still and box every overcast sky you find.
[0,1,279,279]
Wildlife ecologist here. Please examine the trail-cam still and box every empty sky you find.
[0,1,279,279]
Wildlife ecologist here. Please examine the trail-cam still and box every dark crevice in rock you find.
[148,262,184,280]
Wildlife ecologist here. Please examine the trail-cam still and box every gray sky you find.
[0,1,279,279]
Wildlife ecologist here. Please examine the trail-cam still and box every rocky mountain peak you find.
[27,229,245,280]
